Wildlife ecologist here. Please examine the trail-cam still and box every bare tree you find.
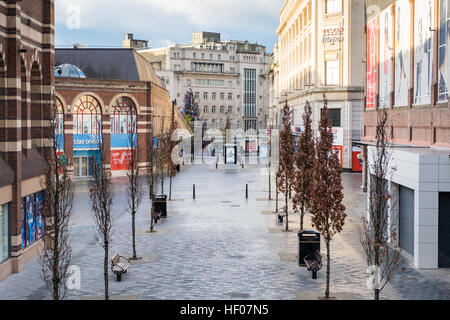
[89,123,113,300]
[158,117,167,195]
[168,104,178,201]
[276,100,295,231]
[359,110,401,300]
[40,109,74,300]
[147,124,162,233]
[293,101,315,231]
[127,114,142,260]
[310,98,346,299]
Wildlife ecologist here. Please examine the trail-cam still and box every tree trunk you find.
[300,205,305,231]
[104,241,109,300]
[132,211,136,259]
[268,162,272,200]
[325,238,331,299]
[275,175,279,212]
[169,176,172,200]
[285,191,289,232]
[53,231,59,300]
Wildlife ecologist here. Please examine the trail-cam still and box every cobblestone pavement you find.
[0,163,449,300]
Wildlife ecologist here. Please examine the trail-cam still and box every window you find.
[218,54,221,60]
[203,92,208,100]
[193,52,197,58]
[195,92,200,99]
[220,106,225,113]
[326,60,339,85]
[72,95,102,135]
[322,108,341,127]
[187,79,191,86]
[212,106,216,113]
[0,203,9,263]
[165,78,170,85]
[228,106,233,113]
[55,98,64,137]
[244,69,257,118]
[220,93,225,100]
[326,0,341,14]
[210,54,213,59]
[110,97,137,134]
[228,93,233,100]
[212,92,217,100]
[203,106,208,113]
[439,0,450,101]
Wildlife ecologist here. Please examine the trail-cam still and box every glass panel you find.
[83,114,91,134]
[0,204,9,262]
[73,157,80,177]
[82,157,88,177]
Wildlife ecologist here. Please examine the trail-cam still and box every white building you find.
[137,32,270,132]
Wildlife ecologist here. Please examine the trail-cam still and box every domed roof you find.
[55,63,86,78]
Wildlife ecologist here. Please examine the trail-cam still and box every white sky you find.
[55,0,285,52]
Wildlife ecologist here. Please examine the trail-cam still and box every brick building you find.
[54,49,189,178]
[0,0,54,280]
[363,0,450,268]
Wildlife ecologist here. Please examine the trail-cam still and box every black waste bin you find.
[298,230,320,267]
[153,195,167,218]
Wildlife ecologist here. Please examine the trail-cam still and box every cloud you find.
[55,0,284,50]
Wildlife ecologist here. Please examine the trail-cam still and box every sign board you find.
[291,126,303,136]
[73,134,102,150]
[111,150,132,171]
[331,127,344,146]
[322,25,344,43]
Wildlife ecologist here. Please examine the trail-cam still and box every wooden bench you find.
[111,253,130,282]
[304,250,322,280]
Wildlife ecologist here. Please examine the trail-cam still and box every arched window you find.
[72,95,102,135]
[110,97,137,134]
[55,98,64,135]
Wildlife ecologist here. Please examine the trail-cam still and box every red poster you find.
[367,18,379,110]
[111,150,132,171]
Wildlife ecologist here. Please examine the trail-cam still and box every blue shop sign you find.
[73,134,102,149]
[110,134,136,149]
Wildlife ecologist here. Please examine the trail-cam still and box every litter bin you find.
[298,230,320,267]
[153,195,167,218]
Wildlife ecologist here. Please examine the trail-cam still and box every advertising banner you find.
[111,150,132,171]
[379,6,393,108]
[394,0,411,107]
[367,17,379,110]
[110,134,133,149]
[331,127,344,147]
[438,0,450,101]
[414,0,433,105]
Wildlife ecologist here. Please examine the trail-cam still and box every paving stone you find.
[0,165,448,300]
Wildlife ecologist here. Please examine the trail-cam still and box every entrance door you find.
[73,156,93,177]
[439,193,450,268]
[399,186,415,257]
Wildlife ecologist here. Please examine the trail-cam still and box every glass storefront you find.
[21,191,45,249]
[0,203,9,263]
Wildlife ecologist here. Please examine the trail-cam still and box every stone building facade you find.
[277,0,365,171]
[363,0,450,269]
[0,0,54,281]
[137,32,270,133]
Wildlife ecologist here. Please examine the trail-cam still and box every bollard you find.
[193,184,196,199]
[246,184,248,199]
[216,163,218,170]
